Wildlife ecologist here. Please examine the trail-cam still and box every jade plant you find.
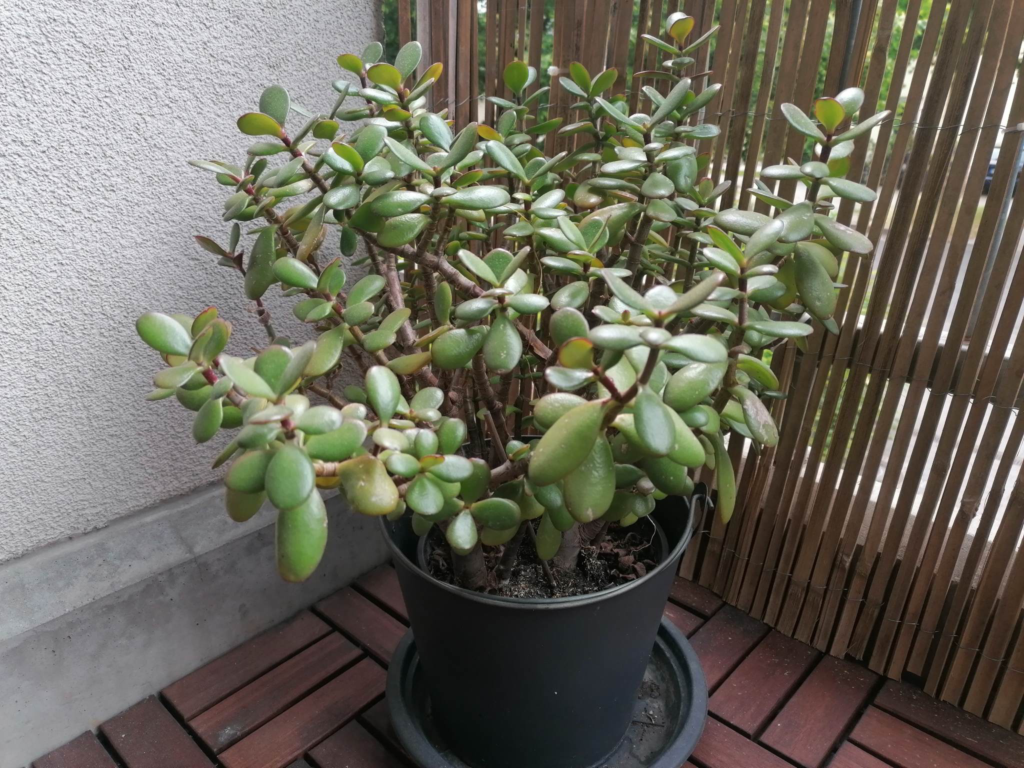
[136,14,887,589]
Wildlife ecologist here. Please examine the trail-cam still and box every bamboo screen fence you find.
[393,0,1024,730]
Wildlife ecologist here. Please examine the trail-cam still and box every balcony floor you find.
[31,567,1023,768]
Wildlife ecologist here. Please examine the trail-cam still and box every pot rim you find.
[380,498,694,612]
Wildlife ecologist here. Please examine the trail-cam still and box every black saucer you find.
[387,617,708,768]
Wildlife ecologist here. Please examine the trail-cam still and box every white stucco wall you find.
[1,0,378,563]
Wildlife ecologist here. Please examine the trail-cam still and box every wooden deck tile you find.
[828,742,890,768]
[689,604,770,691]
[691,717,794,768]
[100,696,213,768]
[162,611,331,720]
[665,601,704,636]
[355,565,408,622]
[31,731,117,768]
[710,630,820,736]
[316,588,407,665]
[309,721,408,767]
[849,707,991,768]
[219,657,385,768]
[760,656,877,768]
[189,633,362,753]
[874,680,1024,768]
[670,578,725,617]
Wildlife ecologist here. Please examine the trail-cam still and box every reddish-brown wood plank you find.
[689,605,770,690]
[162,611,330,720]
[665,601,705,636]
[31,731,117,768]
[874,680,1024,768]
[671,577,725,617]
[710,630,821,736]
[355,565,408,622]
[692,717,794,768]
[100,697,213,768]
[760,656,877,768]
[358,699,407,758]
[189,633,363,753]
[849,707,991,768]
[828,742,890,768]
[309,721,408,767]
[219,658,385,768]
[316,588,407,665]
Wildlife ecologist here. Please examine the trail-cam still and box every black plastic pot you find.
[382,499,700,768]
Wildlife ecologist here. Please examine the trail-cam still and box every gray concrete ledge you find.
[0,485,389,768]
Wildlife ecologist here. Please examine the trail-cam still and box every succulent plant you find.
[136,15,887,587]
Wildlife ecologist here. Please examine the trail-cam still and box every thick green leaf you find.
[385,137,435,175]
[780,103,825,142]
[407,474,445,516]
[348,274,387,305]
[483,312,523,373]
[650,76,692,125]
[365,366,401,422]
[833,110,890,142]
[470,497,521,529]
[419,113,453,150]
[305,421,368,461]
[663,362,727,411]
[814,97,845,133]
[744,320,813,338]
[446,509,479,555]
[137,312,192,356]
[226,450,273,493]
[273,257,319,289]
[266,445,315,511]
[507,293,549,315]
[634,387,676,457]
[824,177,876,203]
[221,356,276,399]
[834,87,865,117]
[237,112,284,138]
[504,60,530,95]
[338,455,399,516]
[378,213,430,247]
[712,433,735,523]
[456,249,499,285]
[440,122,479,171]
[563,435,615,523]
[535,513,562,560]
[814,214,873,254]
[244,228,277,300]
[225,488,266,522]
[732,386,779,447]
[395,41,423,78]
[442,186,511,210]
[486,140,528,181]
[431,327,488,369]
[193,397,223,443]
[794,247,837,320]
[259,85,290,125]
[276,491,327,582]
[528,400,608,486]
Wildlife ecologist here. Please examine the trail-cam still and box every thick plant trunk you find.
[495,523,527,584]
[552,524,582,571]
[454,543,488,591]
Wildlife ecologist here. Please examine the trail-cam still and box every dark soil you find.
[425,518,662,598]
